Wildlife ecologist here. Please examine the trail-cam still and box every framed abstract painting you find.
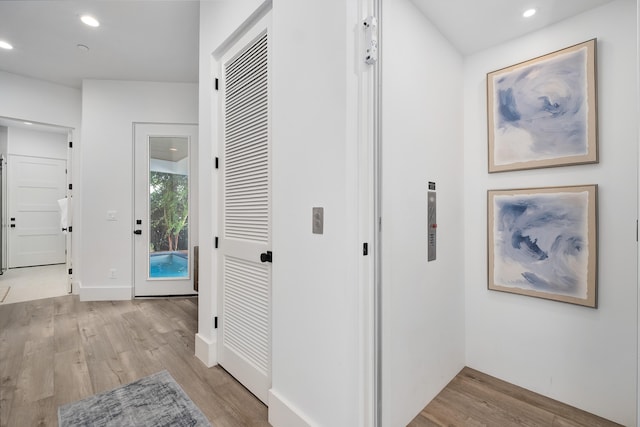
[487,185,598,307]
[487,39,598,173]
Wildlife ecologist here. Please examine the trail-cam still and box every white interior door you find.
[134,123,198,297]
[8,155,67,268]
[217,13,272,404]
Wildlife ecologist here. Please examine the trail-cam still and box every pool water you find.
[149,252,188,278]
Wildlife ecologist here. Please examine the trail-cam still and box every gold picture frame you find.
[487,39,598,173]
[488,185,598,307]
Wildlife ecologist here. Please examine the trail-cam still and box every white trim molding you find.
[195,332,218,367]
[78,283,131,301]
[268,389,314,427]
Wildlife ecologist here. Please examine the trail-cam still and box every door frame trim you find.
[215,7,272,405]
[131,122,199,298]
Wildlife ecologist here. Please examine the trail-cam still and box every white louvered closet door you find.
[218,14,271,405]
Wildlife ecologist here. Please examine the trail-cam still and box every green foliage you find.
[150,171,188,252]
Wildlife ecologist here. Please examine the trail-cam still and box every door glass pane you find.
[148,136,189,279]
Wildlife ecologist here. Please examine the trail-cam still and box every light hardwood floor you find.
[1,295,625,427]
[0,295,269,427]
[409,367,623,427]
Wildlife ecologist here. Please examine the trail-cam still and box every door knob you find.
[260,251,272,263]
[134,230,142,235]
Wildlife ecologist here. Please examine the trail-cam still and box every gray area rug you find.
[58,370,211,427]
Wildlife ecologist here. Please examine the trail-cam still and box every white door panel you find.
[218,12,272,404]
[8,155,66,267]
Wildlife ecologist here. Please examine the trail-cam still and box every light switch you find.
[107,210,117,221]
[312,207,324,234]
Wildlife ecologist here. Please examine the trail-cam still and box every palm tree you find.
[150,171,188,252]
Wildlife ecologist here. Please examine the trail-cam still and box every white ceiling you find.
[0,0,619,93]
[150,136,189,162]
[411,0,616,55]
[0,0,199,89]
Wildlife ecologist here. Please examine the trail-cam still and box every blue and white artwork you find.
[491,46,591,167]
[492,190,590,300]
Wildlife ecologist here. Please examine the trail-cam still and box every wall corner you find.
[195,332,218,367]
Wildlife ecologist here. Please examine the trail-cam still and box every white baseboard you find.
[78,283,132,301]
[268,389,313,427]
[195,333,218,367]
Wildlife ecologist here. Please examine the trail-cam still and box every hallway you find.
[0,264,67,305]
[0,295,268,426]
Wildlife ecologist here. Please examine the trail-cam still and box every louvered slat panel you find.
[225,39,267,89]
[224,32,269,243]
[223,256,269,374]
[219,16,270,405]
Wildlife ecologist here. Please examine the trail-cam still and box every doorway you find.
[133,123,198,297]
[216,11,272,405]
[0,119,73,302]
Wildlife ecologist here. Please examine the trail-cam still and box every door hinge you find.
[214,316,218,329]
[68,183,72,190]
[68,268,72,275]
[214,236,219,248]
[363,242,369,256]
[68,141,73,148]
[363,16,378,65]
[215,157,219,169]
[214,78,219,91]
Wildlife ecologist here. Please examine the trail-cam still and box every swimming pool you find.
[149,252,188,278]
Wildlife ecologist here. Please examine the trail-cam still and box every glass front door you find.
[134,123,198,296]
[148,136,189,279]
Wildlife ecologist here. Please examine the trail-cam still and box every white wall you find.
[199,3,368,425]
[463,1,638,425]
[0,71,81,290]
[79,80,197,300]
[381,1,466,426]
[269,0,366,425]
[7,127,67,159]
[196,0,263,368]
[199,1,637,426]
[0,71,81,129]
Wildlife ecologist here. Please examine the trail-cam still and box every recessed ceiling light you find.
[81,15,100,27]
[0,41,13,50]
[523,8,537,18]
[23,122,33,125]
[77,44,90,52]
